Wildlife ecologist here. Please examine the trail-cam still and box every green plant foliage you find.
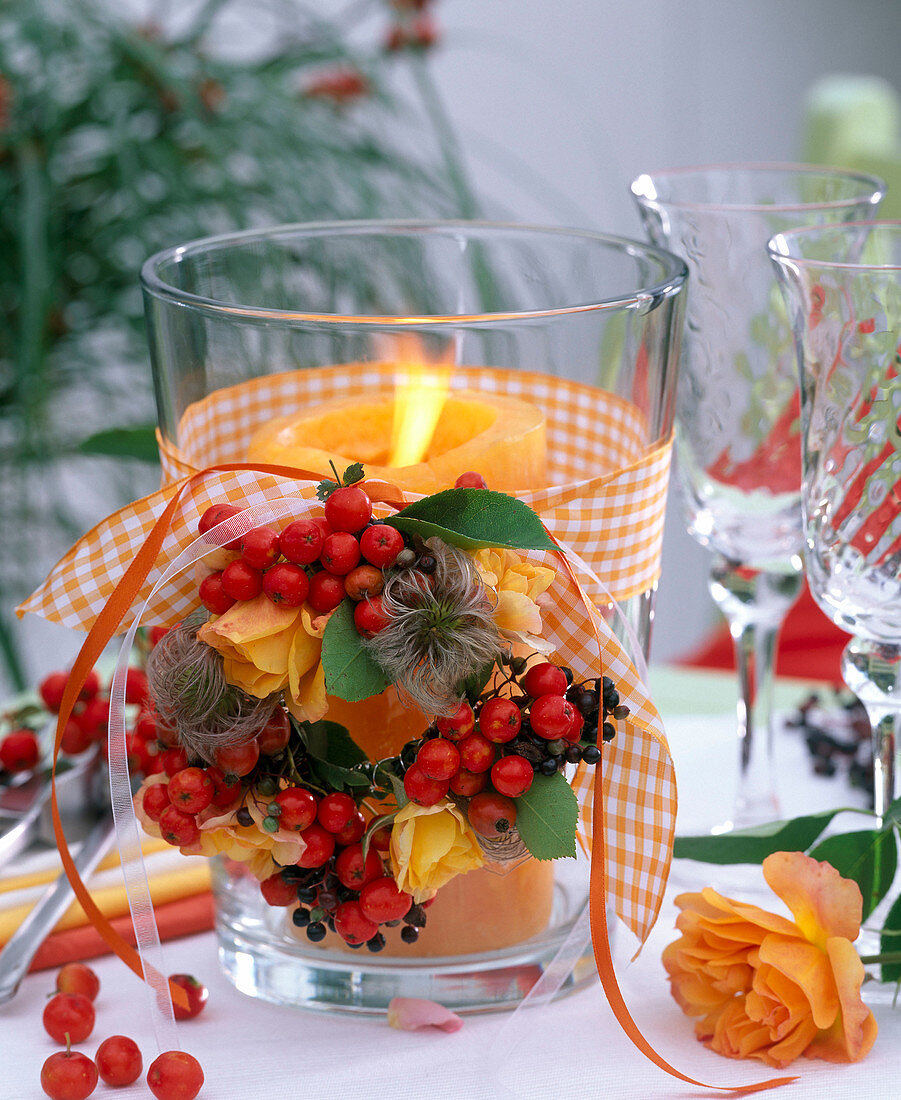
[321,599,391,701]
[515,771,579,861]
[387,488,558,552]
[0,0,472,689]
[672,808,850,865]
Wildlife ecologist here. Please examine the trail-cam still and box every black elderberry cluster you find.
[283,864,428,951]
[503,671,628,777]
[785,690,874,806]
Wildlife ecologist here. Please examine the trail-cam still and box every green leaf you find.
[303,719,370,793]
[303,720,368,768]
[673,808,848,865]
[387,771,409,808]
[321,601,391,702]
[515,771,578,861]
[76,425,160,463]
[342,462,365,485]
[879,891,901,983]
[310,759,371,790]
[386,488,556,552]
[809,829,898,920]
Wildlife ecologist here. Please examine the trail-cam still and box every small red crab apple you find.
[240,524,281,569]
[359,876,413,923]
[403,763,449,806]
[320,530,362,575]
[95,1035,143,1087]
[214,737,260,777]
[308,570,346,613]
[0,728,40,772]
[197,502,243,550]
[261,872,298,907]
[335,842,383,889]
[168,974,209,1020]
[55,963,100,1002]
[167,767,214,814]
[275,786,318,831]
[198,572,235,616]
[457,732,496,774]
[334,898,379,945]
[220,558,263,601]
[43,992,95,1044]
[146,1051,204,1100]
[41,1041,98,1100]
[256,707,291,754]
[529,694,579,740]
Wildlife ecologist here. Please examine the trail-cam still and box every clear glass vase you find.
[141,221,687,1014]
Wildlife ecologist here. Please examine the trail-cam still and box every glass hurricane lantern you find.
[140,220,687,1014]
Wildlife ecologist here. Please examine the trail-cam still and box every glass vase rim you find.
[140,218,688,325]
[630,162,886,214]
[768,219,901,270]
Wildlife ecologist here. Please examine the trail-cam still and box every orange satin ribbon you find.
[49,462,795,1090]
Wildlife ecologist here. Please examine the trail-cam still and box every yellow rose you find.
[196,594,329,722]
[389,799,485,902]
[133,775,306,880]
[662,851,877,1069]
[474,548,555,654]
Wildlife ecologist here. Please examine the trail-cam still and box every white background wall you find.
[418,0,900,661]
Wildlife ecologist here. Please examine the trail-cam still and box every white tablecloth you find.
[3,670,899,1099]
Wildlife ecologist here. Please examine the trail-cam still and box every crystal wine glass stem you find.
[708,555,803,828]
[841,639,901,823]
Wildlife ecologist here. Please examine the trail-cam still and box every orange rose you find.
[662,852,877,1069]
[196,594,330,723]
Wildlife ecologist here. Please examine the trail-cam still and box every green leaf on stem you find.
[386,489,556,552]
[809,828,898,920]
[672,808,849,865]
[515,771,578,861]
[878,891,901,984]
[321,600,390,701]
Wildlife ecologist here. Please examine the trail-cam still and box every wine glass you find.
[631,165,885,829]
[769,220,901,822]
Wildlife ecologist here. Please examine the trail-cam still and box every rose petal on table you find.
[387,997,464,1033]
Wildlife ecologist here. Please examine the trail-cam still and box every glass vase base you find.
[213,861,596,1016]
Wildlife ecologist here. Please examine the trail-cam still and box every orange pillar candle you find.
[245,388,548,494]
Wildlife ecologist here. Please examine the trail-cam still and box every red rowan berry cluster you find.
[265,802,428,951]
[399,657,626,843]
[196,469,408,641]
[39,962,205,1099]
[0,663,156,781]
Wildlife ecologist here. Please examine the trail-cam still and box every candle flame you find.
[389,337,454,468]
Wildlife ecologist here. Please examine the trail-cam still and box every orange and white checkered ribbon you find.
[22,366,671,630]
